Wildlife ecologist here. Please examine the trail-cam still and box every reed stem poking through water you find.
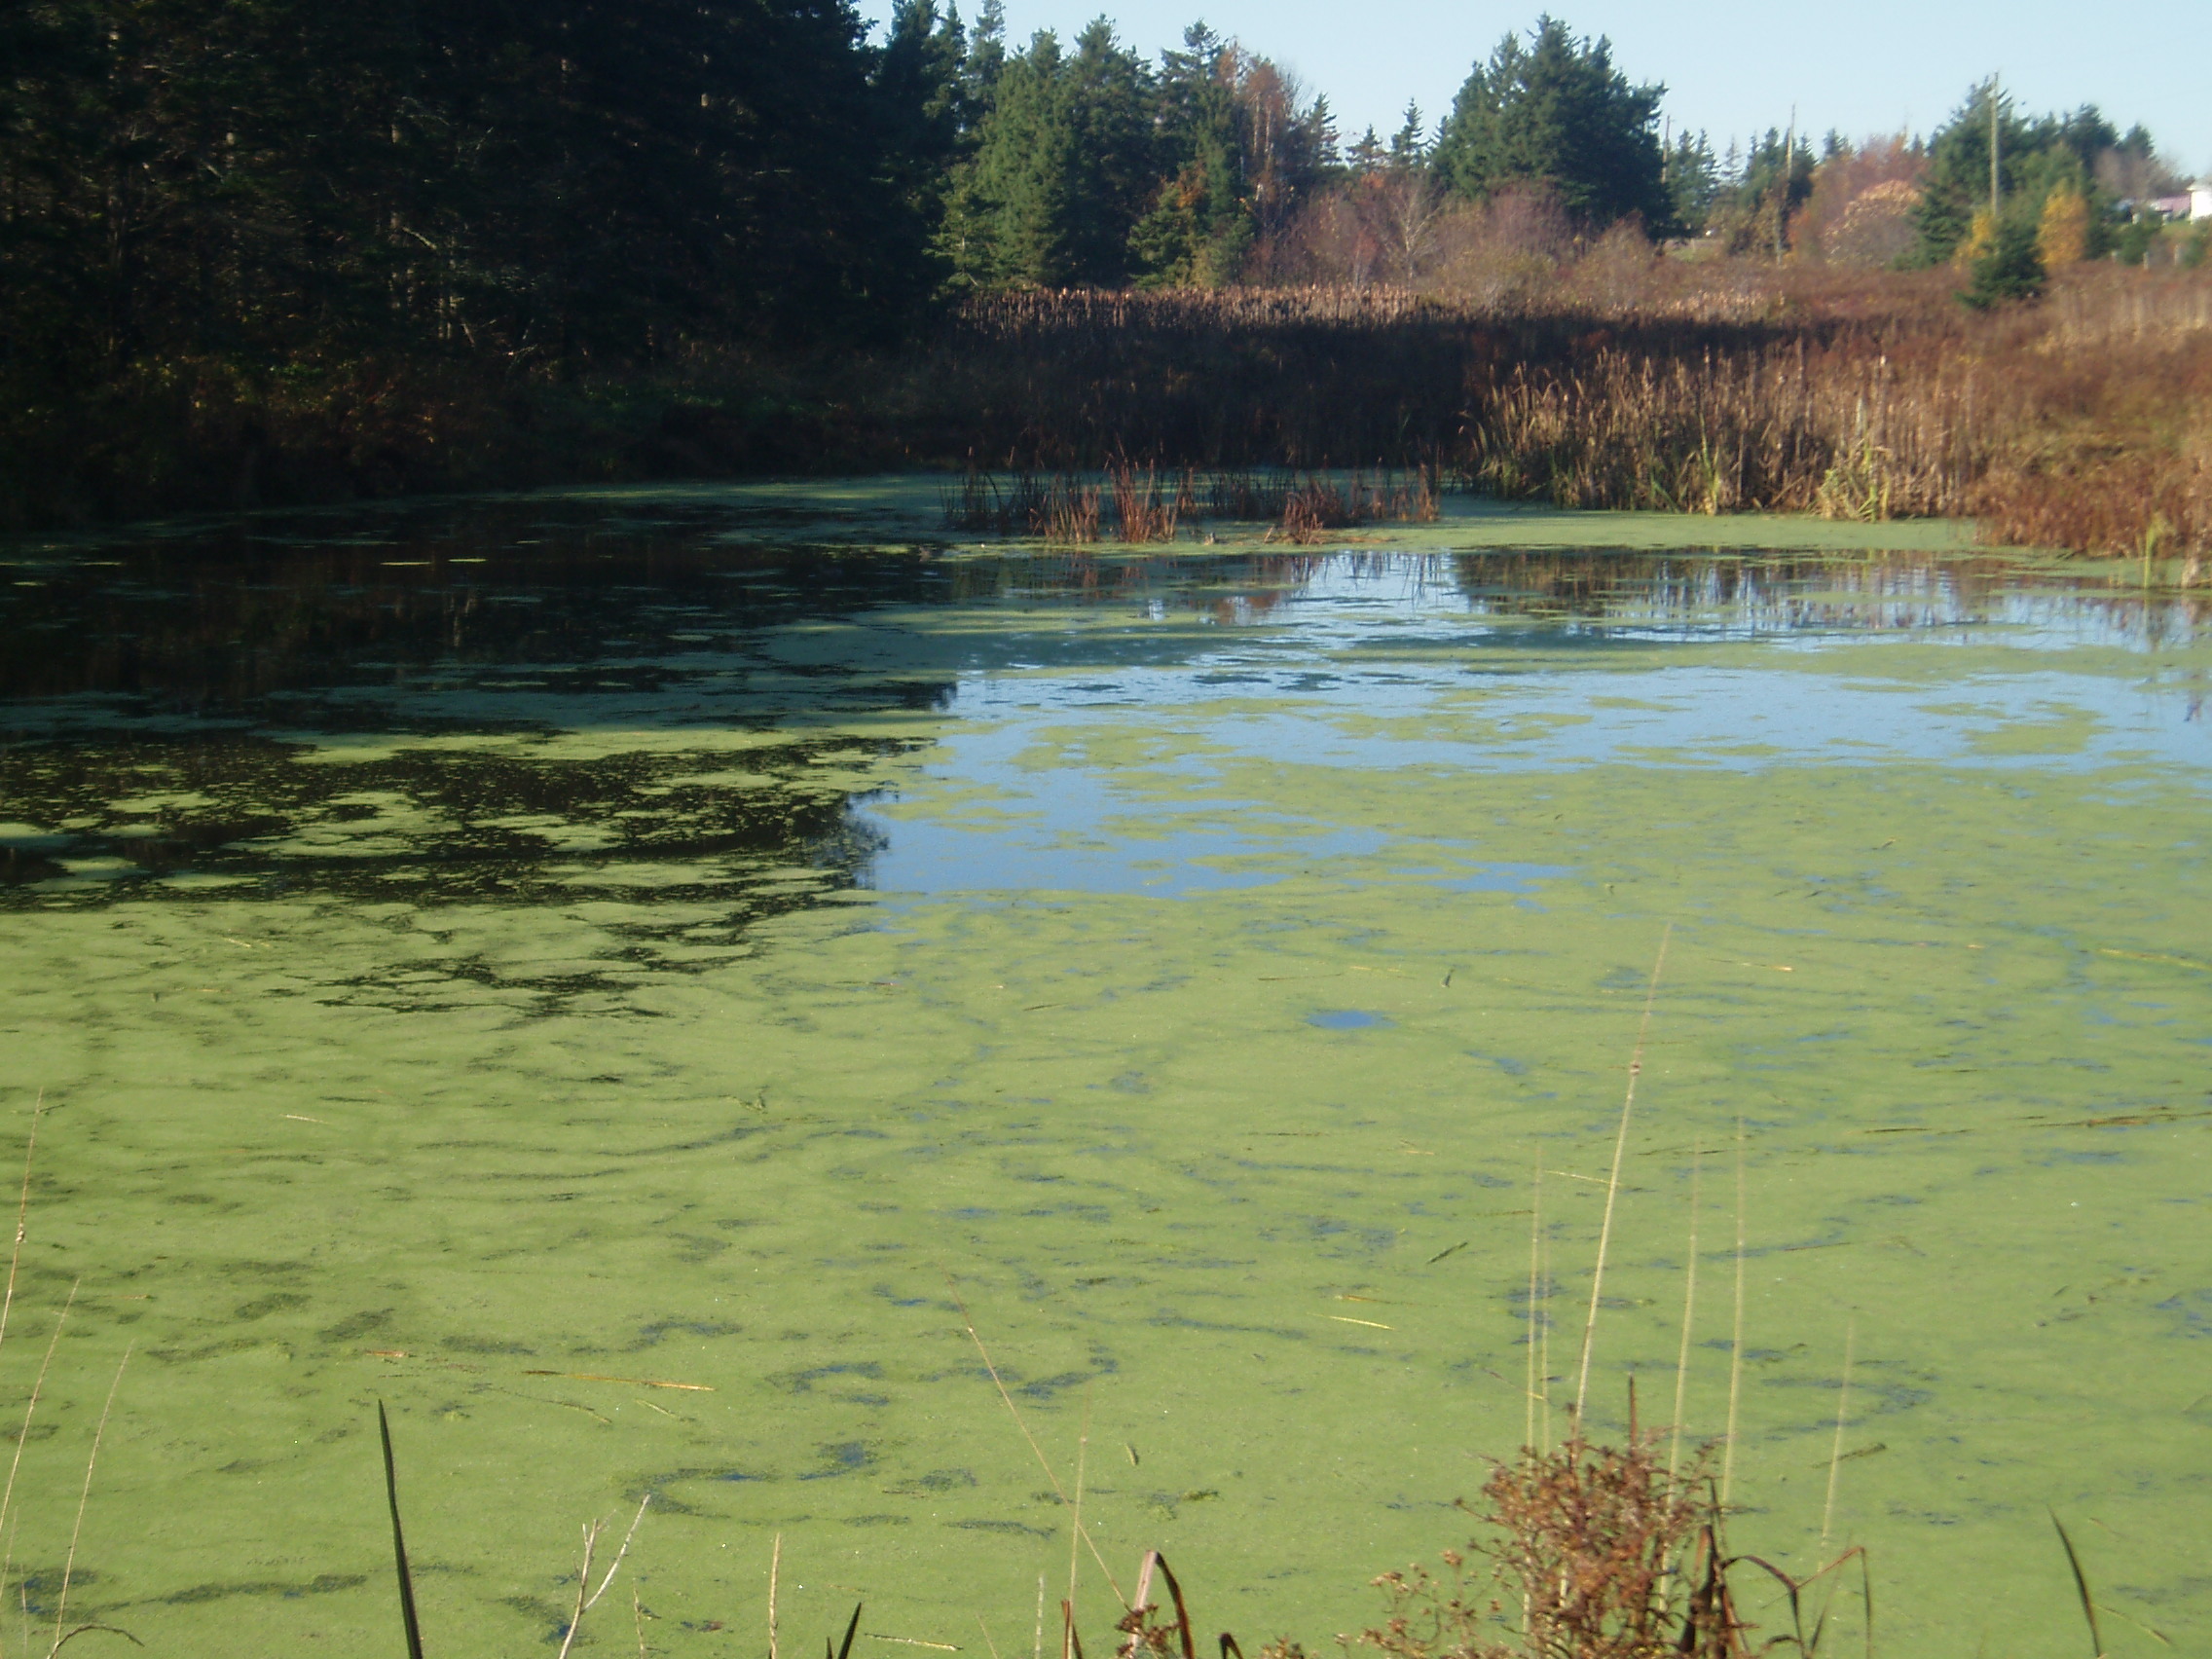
[1668,1145,1702,1481]
[770,1533,783,1659]
[1574,925,1672,1422]
[1525,1161,1543,1454]
[1721,1126,1748,1510]
[51,1342,130,1656]
[946,1276,1126,1607]
[1820,1320,1857,1558]
[377,1402,425,1659]
[1066,1388,1091,1659]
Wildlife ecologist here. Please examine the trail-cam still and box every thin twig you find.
[53,1344,130,1649]
[1820,1320,1856,1556]
[584,1495,652,1614]
[944,1276,1125,1606]
[1721,1125,1748,1509]
[557,1521,604,1659]
[1575,923,1672,1422]
[1668,1145,1702,1480]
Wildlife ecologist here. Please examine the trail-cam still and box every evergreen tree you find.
[1127,24,1332,286]
[1665,130,1719,236]
[1911,83,2121,267]
[940,21,1156,288]
[1429,16,1671,230]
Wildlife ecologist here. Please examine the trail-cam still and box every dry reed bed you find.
[941,462,1440,544]
[932,268,2212,556]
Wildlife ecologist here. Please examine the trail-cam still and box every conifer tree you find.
[1430,15,1671,230]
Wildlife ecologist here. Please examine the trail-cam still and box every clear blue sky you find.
[853,0,2211,175]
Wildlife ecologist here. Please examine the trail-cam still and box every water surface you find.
[1,485,2206,1658]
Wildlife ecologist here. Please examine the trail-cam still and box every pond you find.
[1,481,2206,1658]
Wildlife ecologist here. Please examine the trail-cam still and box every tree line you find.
[4,0,2187,374]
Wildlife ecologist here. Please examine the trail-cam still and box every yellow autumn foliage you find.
[2038,187,2089,269]
[1957,208,1998,267]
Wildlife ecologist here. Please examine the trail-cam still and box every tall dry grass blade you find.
[1537,1226,1551,1456]
[377,1401,426,1659]
[635,1588,648,1659]
[0,1096,43,1367]
[976,1616,1003,1659]
[1668,1145,1702,1480]
[1819,1320,1857,1556]
[1034,1576,1044,1659]
[2050,1512,2104,1659]
[1525,1161,1542,1454]
[1574,924,1673,1421]
[835,1603,863,1659]
[769,1533,783,1659]
[1721,1125,1747,1509]
[1065,1387,1091,1657]
[52,1345,129,1652]
[944,1277,1125,1605]
[0,1279,77,1606]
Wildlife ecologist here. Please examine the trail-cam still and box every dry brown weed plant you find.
[1358,1424,1740,1659]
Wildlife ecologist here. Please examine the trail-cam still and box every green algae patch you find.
[0,508,2206,1659]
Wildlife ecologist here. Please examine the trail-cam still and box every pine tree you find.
[1429,16,1671,230]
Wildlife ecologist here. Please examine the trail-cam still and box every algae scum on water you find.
[0,483,2205,1659]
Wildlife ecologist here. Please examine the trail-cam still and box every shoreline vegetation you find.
[5,3,2208,553]
[10,265,2209,561]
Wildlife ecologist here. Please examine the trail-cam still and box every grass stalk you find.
[0,1278,77,1618]
[1525,1161,1542,1454]
[770,1533,782,1659]
[0,1097,43,1369]
[1065,1388,1090,1659]
[2050,1512,2105,1659]
[52,1343,130,1653]
[1573,924,1672,1422]
[1667,1145,1701,1481]
[1537,1222,1551,1456]
[945,1277,1125,1606]
[1819,1320,1857,1557]
[377,1401,425,1659]
[1721,1125,1748,1510]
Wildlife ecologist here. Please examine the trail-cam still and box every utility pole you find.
[1988,75,2001,219]
[1776,107,1795,262]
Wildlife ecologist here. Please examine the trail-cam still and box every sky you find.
[852,0,2212,177]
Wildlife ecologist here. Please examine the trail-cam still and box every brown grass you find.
[1270,469,1440,543]
[1355,1427,1746,1659]
[926,264,2212,557]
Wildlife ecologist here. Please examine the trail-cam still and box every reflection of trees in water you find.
[0,503,952,707]
[1448,549,2212,643]
[0,504,954,924]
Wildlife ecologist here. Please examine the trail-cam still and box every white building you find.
[2148,184,2212,220]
